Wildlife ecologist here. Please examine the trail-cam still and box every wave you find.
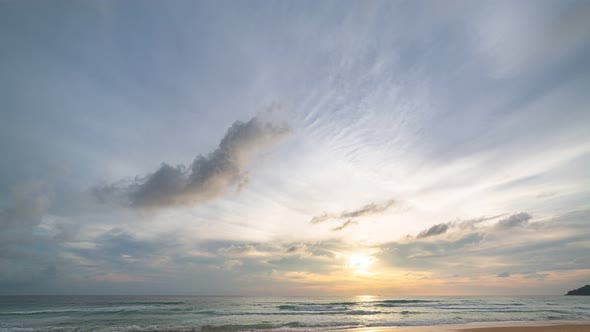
[277,301,356,310]
[4,296,588,332]
[200,323,278,331]
[0,305,190,316]
[278,299,437,310]
[277,304,349,311]
[455,309,575,314]
[381,299,436,304]
[213,309,383,316]
[199,320,361,332]
[400,310,423,315]
[108,301,186,305]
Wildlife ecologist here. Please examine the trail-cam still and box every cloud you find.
[93,228,166,259]
[416,223,449,239]
[218,244,257,256]
[286,244,304,253]
[495,212,532,228]
[377,209,590,288]
[378,232,487,271]
[63,227,181,284]
[455,215,506,230]
[310,199,395,224]
[0,181,71,291]
[332,219,358,231]
[412,214,504,239]
[536,191,557,199]
[97,116,290,208]
[221,259,243,271]
[523,272,549,280]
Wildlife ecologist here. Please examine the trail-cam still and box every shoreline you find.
[337,321,590,332]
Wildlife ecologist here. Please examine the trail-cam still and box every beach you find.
[343,322,590,332]
[459,324,590,332]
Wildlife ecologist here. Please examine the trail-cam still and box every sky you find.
[1,0,590,296]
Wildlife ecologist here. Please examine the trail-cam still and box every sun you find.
[347,254,374,273]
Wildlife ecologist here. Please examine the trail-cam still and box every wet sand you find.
[340,322,590,332]
[458,324,590,332]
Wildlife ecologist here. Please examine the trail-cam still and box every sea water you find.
[1,295,589,331]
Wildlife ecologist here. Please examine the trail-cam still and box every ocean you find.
[1,295,589,331]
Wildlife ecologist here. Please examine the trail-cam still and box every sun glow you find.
[347,254,374,273]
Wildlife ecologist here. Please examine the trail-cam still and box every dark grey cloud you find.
[131,164,187,207]
[413,214,504,239]
[417,223,449,238]
[497,271,510,278]
[495,212,532,228]
[286,244,304,253]
[310,199,395,224]
[97,116,289,208]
